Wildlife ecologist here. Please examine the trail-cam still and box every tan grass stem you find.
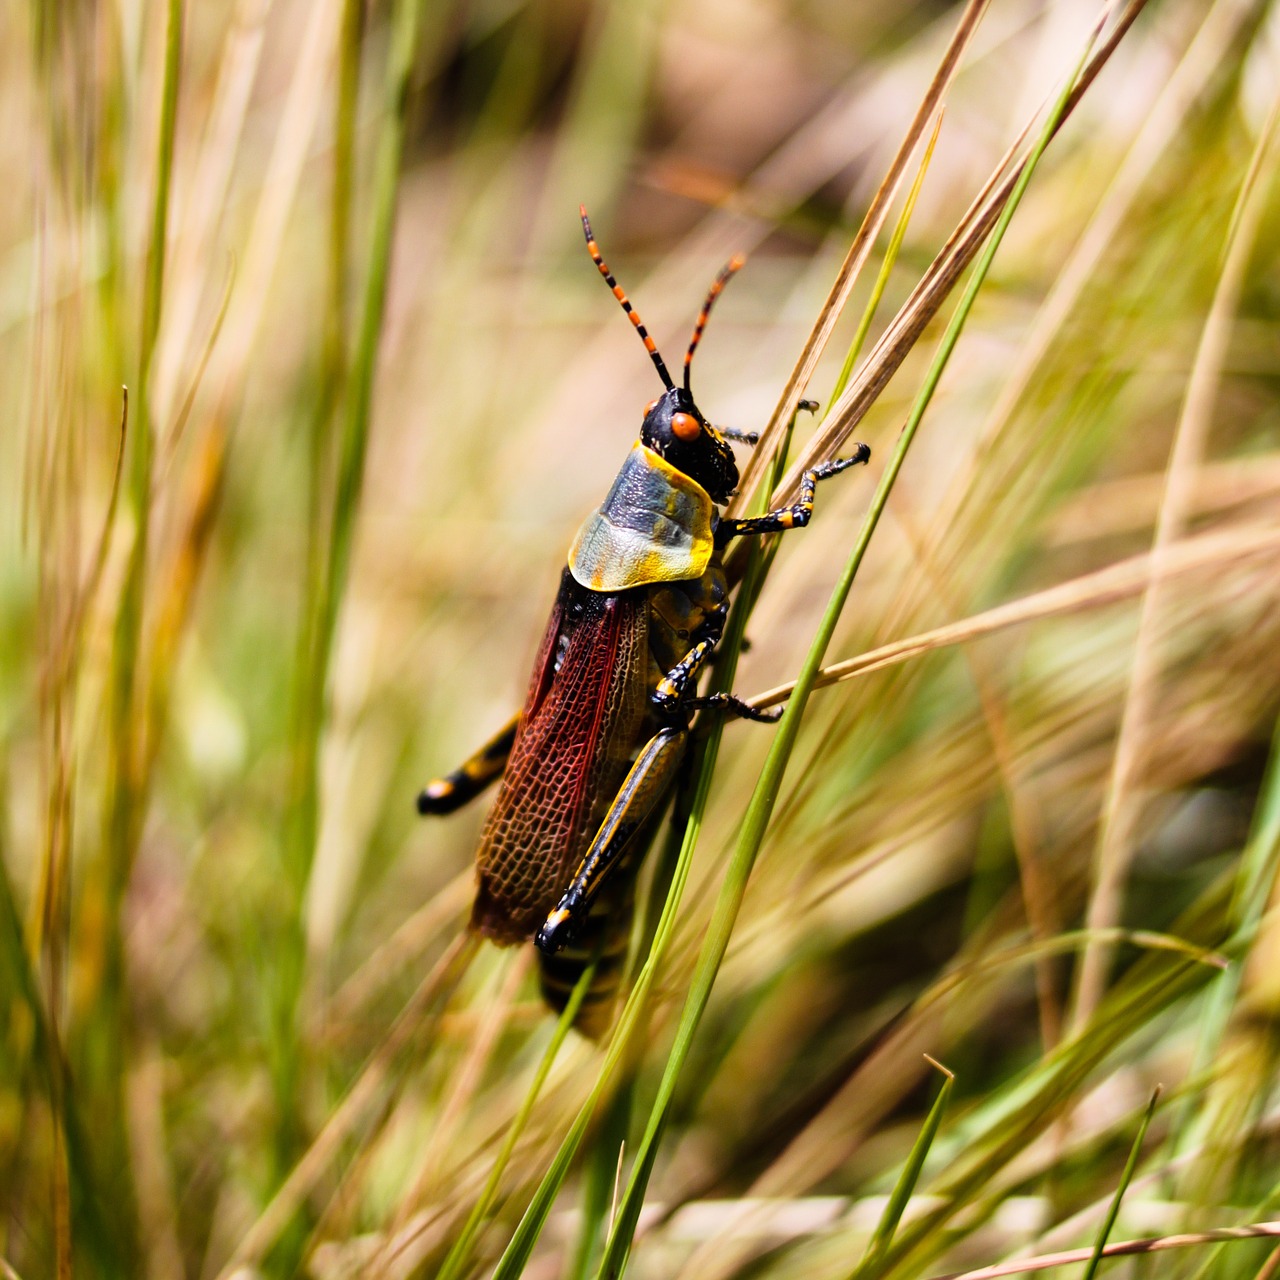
[217,932,478,1276]
[920,0,1261,569]
[927,1219,1280,1279]
[754,0,1151,522]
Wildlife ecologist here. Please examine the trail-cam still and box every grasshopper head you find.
[640,387,738,504]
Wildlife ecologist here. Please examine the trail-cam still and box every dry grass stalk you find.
[1047,454,1280,545]
[756,0,1151,517]
[1070,92,1280,1031]
[921,0,1263,565]
[217,932,477,1277]
[747,523,1280,711]
[929,1219,1280,1279]
[730,0,992,511]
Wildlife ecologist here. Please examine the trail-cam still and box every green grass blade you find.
[491,698,736,1278]
[1082,1087,1161,1280]
[1167,713,1280,1172]
[93,3,184,1267]
[106,0,182,837]
[1227,713,1280,945]
[851,1060,955,1280]
[0,838,126,1275]
[596,22,1103,1279]
[491,1058,609,1280]
[555,405,802,1279]
[437,962,596,1280]
[318,0,426,655]
[288,0,363,853]
[870,890,1228,1278]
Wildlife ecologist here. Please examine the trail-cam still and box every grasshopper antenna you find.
[684,255,744,396]
[580,205,674,391]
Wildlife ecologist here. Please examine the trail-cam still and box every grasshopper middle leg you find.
[416,712,519,816]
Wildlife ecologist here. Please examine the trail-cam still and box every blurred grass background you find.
[4,0,1280,1277]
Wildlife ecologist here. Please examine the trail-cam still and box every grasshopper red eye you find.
[670,411,700,441]
[643,398,659,418]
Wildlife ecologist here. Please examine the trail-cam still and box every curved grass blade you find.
[1069,79,1280,1036]
[850,1058,955,1280]
[1082,1087,1161,1280]
[596,19,1106,1279]
[871,887,1229,1279]
[923,1221,1280,1280]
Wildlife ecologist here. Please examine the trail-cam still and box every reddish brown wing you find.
[471,572,650,943]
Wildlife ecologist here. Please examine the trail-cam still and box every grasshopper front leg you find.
[715,445,871,542]
[416,712,520,815]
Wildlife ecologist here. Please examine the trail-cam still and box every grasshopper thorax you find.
[640,386,738,506]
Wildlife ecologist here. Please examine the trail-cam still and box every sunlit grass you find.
[3,1,1280,1279]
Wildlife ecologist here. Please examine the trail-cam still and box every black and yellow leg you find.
[536,726,688,955]
[416,712,519,816]
[651,603,729,716]
[715,445,871,543]
[652,638,717,715]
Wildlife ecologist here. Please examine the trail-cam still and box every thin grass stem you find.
[267,0,426,1248]
[1081,1087,1162,1280]
[828,107,944,410]
[1069,86,1280,1032]
[436,961,598,1280]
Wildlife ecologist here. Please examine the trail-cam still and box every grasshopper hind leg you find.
[535,727,689,1036]
[538,872,639,1039]
[536,727,687,955]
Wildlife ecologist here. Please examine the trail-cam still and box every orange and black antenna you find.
[580,205,674,391]
[684,255,744,395]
